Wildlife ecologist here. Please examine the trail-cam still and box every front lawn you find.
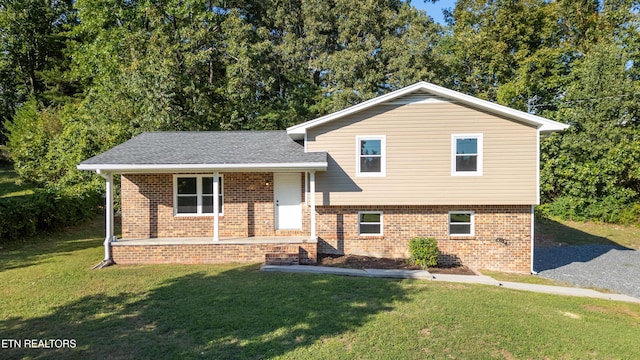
[0,164,34,198]
[536,215,640,249]
[1,218,639,359]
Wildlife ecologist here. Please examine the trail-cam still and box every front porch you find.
[102,171,320,265]
[110,236,318,265]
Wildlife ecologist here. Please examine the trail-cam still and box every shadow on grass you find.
[0,238,101,273]
[534,217,634,272]
[0,164,34,199]
[535,217,627,247]
[0,264,409,359]
[0,216,110,272]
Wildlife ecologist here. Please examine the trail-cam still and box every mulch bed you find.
[316,254,477,275]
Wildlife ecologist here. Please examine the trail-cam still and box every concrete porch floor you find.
[111,236,314,246]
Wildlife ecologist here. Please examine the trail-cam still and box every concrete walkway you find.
[261,265,640,304]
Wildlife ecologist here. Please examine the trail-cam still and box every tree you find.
[5,0,445,190]
[0,0,77,144]
[540,38,640,223]
[441,0,570,105]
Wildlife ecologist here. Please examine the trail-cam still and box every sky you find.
[411,0,457,24]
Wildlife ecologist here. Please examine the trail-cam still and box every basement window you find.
[359,211,383,236]
[449,211,474,236]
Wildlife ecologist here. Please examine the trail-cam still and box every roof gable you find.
[287,81,569,139]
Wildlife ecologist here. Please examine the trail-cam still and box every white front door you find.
[274,173,302,230]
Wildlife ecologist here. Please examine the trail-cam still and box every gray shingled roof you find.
[78,131,327,170]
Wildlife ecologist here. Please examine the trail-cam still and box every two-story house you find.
[78,82,568,273]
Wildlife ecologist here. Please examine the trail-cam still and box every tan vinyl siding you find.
[307,99,538,205]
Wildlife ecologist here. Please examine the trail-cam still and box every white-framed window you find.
[358,211,383,236]
[449,211,474,236]
[174,175,223,216]
[356,135,386,177]
[451,134,483,176]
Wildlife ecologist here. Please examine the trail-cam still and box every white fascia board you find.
[77,162,328,173]
[537,121,570,133]
[415,82,570,133]
[286,81,569,137]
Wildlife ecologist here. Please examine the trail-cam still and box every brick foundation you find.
[112,241,317,265]
[315,205,532,273]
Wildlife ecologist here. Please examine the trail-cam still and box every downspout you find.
[94,169,115,269]
[531,205,537,275]
[532,129,541,275]
[213,171,220,242]
[309,171,316,241]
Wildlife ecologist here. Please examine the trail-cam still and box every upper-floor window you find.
[452,134,483,176]
[356,135,386,177]
[174,175,223,215]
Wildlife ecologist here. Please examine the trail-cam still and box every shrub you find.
[537,197,640,225]
[409,237,439,268]
[0,184,102,243]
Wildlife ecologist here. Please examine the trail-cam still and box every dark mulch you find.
[317,254,476,275]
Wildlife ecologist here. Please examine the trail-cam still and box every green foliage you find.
[1,0,447,235]
[2,0,640,226]
[537,197,640,225]
[408,237,439,268]
[3,98,59,186]
[5,0,444,188]
[445,0,640,224]
[540,38,640,223]
[4,99,107,188]
[0,183,102,243]
[0,164,34,197]
[0,0,78,144]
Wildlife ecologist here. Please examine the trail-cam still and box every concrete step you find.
[265,252,299,265]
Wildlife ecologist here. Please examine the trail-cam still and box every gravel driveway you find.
[535,245,640,299]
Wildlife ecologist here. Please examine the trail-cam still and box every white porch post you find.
[309,171,317,240]
[104,171,114,261]
[213,171,220,242]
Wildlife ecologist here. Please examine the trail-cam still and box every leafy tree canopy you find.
[2,0,640,224]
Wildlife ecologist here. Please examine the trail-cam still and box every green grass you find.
[479,270,568,286]
[479,270,618,294]
[0,164,34,198]
[537,216,640,249]
[1,218,640,359]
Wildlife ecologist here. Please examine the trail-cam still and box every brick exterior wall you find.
[315,205,532,273]
[119,173,532,273]
[112,242,317,265]
[121,173,308,239]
